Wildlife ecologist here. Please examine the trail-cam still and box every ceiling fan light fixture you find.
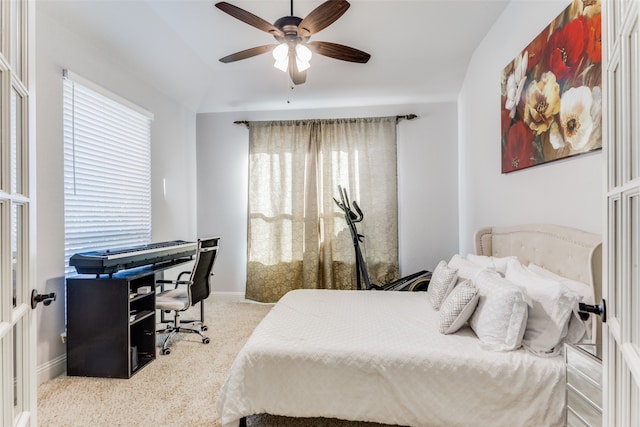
[273,43,289,71]
[274,58,289,72]
[295,43,312,71]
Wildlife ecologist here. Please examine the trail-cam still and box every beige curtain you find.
[246,117,398,302]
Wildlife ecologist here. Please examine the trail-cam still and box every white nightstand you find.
[565,343,602,427]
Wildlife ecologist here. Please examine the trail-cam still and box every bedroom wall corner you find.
[196,112,250,295]
[457,0,603,254]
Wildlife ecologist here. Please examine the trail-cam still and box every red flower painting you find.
[500,0,602,173]
[503,121,536,170]
[547,17,586,80]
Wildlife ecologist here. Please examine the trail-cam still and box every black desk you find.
[66,260,191,378]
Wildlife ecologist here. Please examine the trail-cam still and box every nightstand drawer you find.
[567,388,602,427]
[567,408,589,426]
[567,365,602,408]
[566,345,601,385]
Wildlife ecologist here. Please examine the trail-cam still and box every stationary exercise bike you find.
[334,186,431,291]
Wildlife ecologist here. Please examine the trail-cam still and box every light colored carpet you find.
[38,294,267,426]
[38,294,397,427]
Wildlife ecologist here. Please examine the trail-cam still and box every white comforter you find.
[216,289,566,427]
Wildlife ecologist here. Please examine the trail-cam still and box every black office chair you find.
[155,237,219,355]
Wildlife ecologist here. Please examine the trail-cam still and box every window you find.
[246,117,399,302]
[63,71,153,274]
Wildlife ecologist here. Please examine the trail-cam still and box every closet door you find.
[603,0,640,425]
[0,0,37,425]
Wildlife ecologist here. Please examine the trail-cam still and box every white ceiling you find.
[39,0,511,113]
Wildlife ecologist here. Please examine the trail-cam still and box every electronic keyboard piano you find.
[70,240,198,275]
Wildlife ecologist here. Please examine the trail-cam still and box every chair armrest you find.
[155,271,192,290]
[155,280,192,285]
[177,271,191,281]
[155,277,192,293]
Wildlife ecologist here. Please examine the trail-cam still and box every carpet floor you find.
[38,295,268,426]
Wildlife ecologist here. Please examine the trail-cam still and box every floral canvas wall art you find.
[500,0,602,173]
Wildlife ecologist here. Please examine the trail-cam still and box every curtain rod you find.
[233,114,418,127]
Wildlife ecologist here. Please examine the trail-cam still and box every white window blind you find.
[63,72,153,274]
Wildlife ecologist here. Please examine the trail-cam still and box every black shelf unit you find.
[66,261,189,378]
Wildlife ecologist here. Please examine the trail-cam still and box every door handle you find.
[31,290,56,309]
[578,299,607,323]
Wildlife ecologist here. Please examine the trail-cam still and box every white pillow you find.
[448,254,484,281]
[466,254,517,276]
[505,259,584,356]
[469,269,529,351]
[527,263,594,342]
[526,263,595,304]
[427,261,458,310]
[439,280,479,334]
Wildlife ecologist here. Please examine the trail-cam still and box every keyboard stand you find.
[66,259,192,378]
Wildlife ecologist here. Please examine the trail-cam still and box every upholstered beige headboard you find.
[474,224,603,344]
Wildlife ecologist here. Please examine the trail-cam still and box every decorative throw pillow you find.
[505,259,583,356]
[439,280,480,334]
[469,269,529,351]
[427,261,458,310]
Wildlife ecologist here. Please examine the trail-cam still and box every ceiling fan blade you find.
[298,0,350,37]
[307,41,370,63]
[215,2,284,37]
[289,54,307,85]
[219,44,277,63]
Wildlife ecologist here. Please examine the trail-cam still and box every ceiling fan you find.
[215,0,371,85]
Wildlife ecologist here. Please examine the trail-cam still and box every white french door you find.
[603,0,640,425]
[0,0,36,426]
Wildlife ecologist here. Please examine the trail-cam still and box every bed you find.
[216,224,602,427]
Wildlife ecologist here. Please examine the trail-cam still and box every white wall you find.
[196,103,459,293]
[35,6,198,381]
[457,0,603,254]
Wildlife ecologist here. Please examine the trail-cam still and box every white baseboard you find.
[211,291,245,297]
[37,354,66,385]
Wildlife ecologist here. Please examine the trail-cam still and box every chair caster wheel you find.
[201,325,208,332]
[203,337,210,344]
[161,348,171,355]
